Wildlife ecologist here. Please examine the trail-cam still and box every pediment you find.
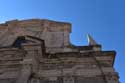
[0,19,71,47]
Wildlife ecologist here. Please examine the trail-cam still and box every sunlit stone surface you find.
[0,19,119,83]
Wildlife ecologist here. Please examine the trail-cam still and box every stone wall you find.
[0,19,119,83]
[0,19,71,48]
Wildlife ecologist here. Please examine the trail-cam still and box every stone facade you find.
[0,19,119,83]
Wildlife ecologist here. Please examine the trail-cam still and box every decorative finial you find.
[87,34,98,45]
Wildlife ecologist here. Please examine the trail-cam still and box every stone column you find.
[16,62,32,83]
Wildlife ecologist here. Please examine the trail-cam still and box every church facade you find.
[0,19,119,83]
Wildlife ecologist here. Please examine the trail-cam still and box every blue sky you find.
[0,0,125,83]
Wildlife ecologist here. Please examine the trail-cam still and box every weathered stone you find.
[0,19,119,83]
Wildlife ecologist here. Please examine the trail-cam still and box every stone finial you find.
[87,34,98,45]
